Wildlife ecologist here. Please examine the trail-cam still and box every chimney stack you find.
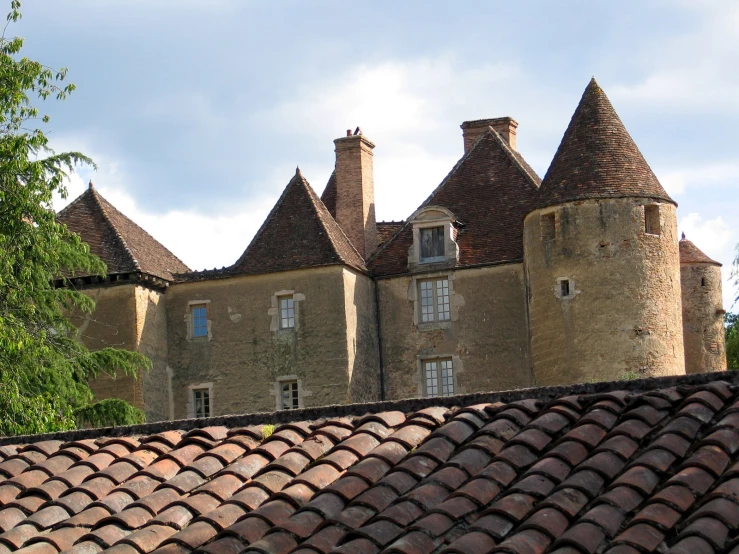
[333,131,377,259]
[460,117,518,153]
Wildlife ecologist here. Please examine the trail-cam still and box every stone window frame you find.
[407,206,459,271]
[187,382,213,418]
[185,299,211,340]
[272,374,312,410]
[416,354,464,398]
[540,210,557,241]
[268,290,306,333]
[644,205,661,236]
[408,271,461,331]
[555,277,579,300]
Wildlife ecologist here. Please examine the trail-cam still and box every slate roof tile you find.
[57,186,189,281]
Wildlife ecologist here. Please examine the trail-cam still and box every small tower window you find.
[701,277,706,287]
[560,279,570,297]
[644,205,660,235]
[541,213,556,241]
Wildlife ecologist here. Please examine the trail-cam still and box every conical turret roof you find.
[536,78,674,209]
[679,235,721,266]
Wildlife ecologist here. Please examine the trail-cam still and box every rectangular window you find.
[193,388,210,418]
[541,213,556,241]
[191,305,208,337]
[281,381,299,410]
[560,279,570,297]
[279,296,295,329]
[644,205,660,235]
[419,278,451,323]
[420,226,445,261]
[424,359,454,398]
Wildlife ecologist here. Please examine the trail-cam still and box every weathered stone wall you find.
[681,263,726,374]
[80,284,143,409]
[165,266,357,418]
[135,286,171,421]
[524,198,685,385]
[377,264,532,400]
[342,269,381,402]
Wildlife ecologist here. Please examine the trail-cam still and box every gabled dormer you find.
[407,206,459,272]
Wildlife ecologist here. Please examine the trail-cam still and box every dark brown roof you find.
[536,78,674,210]
[376,222,404,247]
[57,185,190,281]
[370,128,540,276]
[321,171,337,219]
[680,237,721,266]
[1,371,738,554]
[181,169,365,281]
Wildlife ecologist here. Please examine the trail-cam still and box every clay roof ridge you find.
[3,368,736,446]
[77,187,141,273]
[536,78,674,209]
[485,126,541,189]
[229,171,302,272]
[298,170,367,272]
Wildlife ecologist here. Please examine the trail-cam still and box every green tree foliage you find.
[727,313,739,370]
[0,1,149,435]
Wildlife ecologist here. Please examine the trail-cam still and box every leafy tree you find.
[726,313,739,370]
[0,1,148,435]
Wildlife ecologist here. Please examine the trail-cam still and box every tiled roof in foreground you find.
[1,371,739,554]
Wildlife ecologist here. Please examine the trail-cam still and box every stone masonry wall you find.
[80,284,143,409]
[681,263,726,374]
[377,264,532,401]
[524,198,685,385]
[135,286,171,421]
[342,269,381,403]
[165,266,355,418]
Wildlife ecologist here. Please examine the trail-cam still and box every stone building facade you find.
[57,79,726,421]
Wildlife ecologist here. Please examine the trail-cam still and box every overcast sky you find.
[17,0,738,307]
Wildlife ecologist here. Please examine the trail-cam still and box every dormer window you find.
[420,226,445,262]
[408,206,459,270]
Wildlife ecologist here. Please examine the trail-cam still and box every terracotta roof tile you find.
[57,186,190,281]
[369,127,540,276]
[0,372,737,554]
[536,78,674,209]
[679,238,721,266]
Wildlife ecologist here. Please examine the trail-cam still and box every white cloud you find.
[655,162,739,196]
[52,138,275,271]
[611,1,739,113]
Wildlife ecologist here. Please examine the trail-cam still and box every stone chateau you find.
[57,79,727,422]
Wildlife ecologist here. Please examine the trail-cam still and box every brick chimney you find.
[461,117,518,153]
[333,130,377,259]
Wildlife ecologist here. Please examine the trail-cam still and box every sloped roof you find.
[680,237,721,266]
[536,79,674,210]
[321,172,337,220]
[376,222,404,248]
[57,185,190,281]
[0,371,738,554]
[180,169,365,281]
[370,128,540,277]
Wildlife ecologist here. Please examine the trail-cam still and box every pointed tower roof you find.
[536,78,674,209]
[225,169,366,276]
[57,185,190,281]
[370,126,540,276]
[679,235,721,266]
[321,170,337,219]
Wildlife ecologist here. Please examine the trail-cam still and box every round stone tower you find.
[679,235,726,374]
[524,78,685,386]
